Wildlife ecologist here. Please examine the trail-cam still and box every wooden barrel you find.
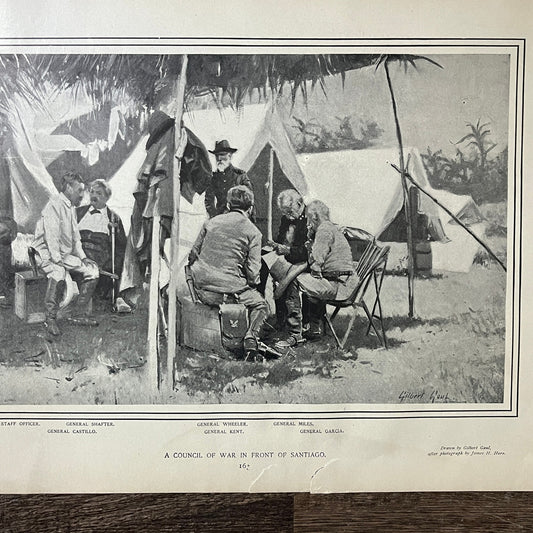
[179,295,232,356]
[415,241,432,272]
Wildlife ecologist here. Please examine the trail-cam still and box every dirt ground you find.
[0,253,507,406]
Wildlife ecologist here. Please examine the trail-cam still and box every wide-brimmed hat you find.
[59,272,79,309]
[268,255,308,300]
[209,139,238,155]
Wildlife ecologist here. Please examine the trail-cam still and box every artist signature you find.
[398,390,455,403]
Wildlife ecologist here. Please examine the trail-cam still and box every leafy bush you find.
[422,120,507,204]
[481,202,507,238]
[291,115,383,153]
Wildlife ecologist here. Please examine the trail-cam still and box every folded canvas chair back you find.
[324,239,390,349]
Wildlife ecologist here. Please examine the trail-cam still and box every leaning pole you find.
[390,163,507,272]
[384,60,416,318]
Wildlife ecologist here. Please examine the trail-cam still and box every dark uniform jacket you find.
[204,164,252,218]
[275,211,308,264]
[189,210,262,294]
[76,205,127,275]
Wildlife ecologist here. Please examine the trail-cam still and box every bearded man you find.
[296,200,360,340]
[204,140,253,218]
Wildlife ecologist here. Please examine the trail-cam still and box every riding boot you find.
[301,293,311,329]
[67,279,98,327]
[44,278,63,336]
[243,299,268,360]
[247,306,268,341]
[303,300,325,341]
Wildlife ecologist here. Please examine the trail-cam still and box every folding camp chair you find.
[323,241,390,350]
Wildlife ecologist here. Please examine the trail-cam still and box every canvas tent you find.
[5,89,142,234]
[431,189,483,227]
[297,147,447,241]
[4,102,59,234]
[297,147,486,272]
[431,190,485,272]
[108,102,309,295]
[182,103,309,239]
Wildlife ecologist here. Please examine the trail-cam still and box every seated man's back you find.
[188,185,267,359]
[191,210,260,294]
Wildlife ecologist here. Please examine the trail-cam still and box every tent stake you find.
[167,55,189,395]
[390,163,507,272]
[384,60,415,318]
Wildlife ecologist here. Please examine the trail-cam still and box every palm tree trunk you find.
[384,60,415,318]
[166,55,189,394]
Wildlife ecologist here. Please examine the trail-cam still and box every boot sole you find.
[66,319,99,327]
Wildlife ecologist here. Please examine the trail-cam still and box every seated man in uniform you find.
[264,189,309,349]
[188,185,268,359]
[296,200,360,341]
[32,172,99,336]
[76,179,126,302]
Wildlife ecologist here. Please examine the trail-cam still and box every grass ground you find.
[0,262,506,406]
[0,202,508,406]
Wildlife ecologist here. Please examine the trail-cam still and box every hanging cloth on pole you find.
[119,111,212,296]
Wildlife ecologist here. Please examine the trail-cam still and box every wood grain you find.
[1,493,533,532]
[294,493,533,532]
[0,494,293,532]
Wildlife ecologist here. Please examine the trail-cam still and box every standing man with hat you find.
[205,140,254,219]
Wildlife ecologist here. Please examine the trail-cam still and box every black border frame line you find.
[0,38,524,421]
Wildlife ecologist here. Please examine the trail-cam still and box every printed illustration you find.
[0,51,514,406]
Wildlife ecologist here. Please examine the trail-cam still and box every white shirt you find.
[78,207,110,235]
[32,193,86,263]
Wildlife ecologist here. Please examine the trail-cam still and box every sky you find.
[279,54,511,158]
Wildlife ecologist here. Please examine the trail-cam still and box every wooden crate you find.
[14,271,48,323]
[179,295,231,355]
[14,270,90,323]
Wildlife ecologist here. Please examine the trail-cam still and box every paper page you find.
[0,0,530,493]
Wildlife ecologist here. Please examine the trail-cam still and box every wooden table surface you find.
[1,493,532,531]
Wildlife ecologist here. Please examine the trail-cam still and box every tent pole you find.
[267,145,274,241]
[147,192,161,394]
[166,55,189,394]
[384,60,415,318]
[110,212,116,308]
[390,163,507,272]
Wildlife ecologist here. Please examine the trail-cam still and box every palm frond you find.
[0,52,439,119]
[455,133,476,144]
